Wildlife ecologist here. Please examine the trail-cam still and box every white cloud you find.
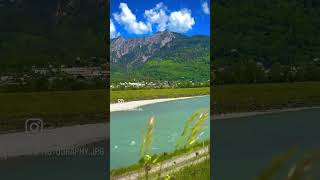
[144,3,168,32]
[110,20,120,39]
[202,2,210,15]
[113,3,152,35]
[168,9,195,33]
[113,2,196,35]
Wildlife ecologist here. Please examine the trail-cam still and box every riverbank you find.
[112,146,209,180]
[110,95,207,112]
[213,106,320,120]
[214,82,320,114]
[111,140,210,178]
[0,87,209,132]
[2,106,318,161]
[110,87,210,103]
[0,123,108,159]
[2,82,319,131]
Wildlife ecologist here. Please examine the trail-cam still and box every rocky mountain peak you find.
[110,31,178,63]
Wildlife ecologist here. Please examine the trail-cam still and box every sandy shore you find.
[213,106,320,120]
[0,96,207,160]
[2,96,317,160]
[110,95,207,112]
[0,123,108,159]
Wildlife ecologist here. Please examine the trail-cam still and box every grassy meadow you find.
[5,81,319,121]
[213,82,320,114]
[0,90,108,132]
[1,82,320,131]
[0,87,208,132]
[169,158,210,180]
[110,87,210,103]
[0,90,108,118]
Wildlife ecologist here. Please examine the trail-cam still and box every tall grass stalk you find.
[136,111,209,179]
[175,111,200,150]
[140,116,155,158]
[140,116,159,180]
[257,149,320,180]
[176,111,209,150]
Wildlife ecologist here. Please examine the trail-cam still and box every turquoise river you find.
[110,95,210,169]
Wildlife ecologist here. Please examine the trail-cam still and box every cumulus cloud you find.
[168,9,195,33]
[110,20,120,39]
[113,3,152,34]
[202,2,210,15]
[144,2,168,32]
[113,2,195,35]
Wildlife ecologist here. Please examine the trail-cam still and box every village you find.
[0,63,109,92]
[110,80,210,90]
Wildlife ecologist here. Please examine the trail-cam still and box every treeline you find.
[111,58,210,83]
[212,0,320,84]
[0,77,107,92]
[0,0,107,67]
[213,60,320,84]
[111,81,210,91]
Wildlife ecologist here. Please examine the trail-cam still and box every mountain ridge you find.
[110,30,209,65]
[110,30,210,82]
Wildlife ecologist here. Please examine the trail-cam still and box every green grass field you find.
[0,90,108,132]
[0,87,208,132]
[1,82,320,132]
[169,158,210,180]
[213,82,320,114]
[0,87,209,120]
[110,87,210,103]
[0,90,108,119]
[4,81,319,120]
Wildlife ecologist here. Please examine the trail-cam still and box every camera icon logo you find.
[25,118,43,134]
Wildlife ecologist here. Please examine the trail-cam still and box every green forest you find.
[111,57,210,83]
[0,0,107,69]
[212,0,320,84]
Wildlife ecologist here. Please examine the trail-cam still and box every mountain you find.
[110,31,210,82]
[111,30,209,65]
[0,0,107,68]
[111,31,176,64]
[213,0,320,66]
[212,0,320,84]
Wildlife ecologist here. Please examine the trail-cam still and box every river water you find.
[110,96,210,169]
[0,141,106,180]
[0,96,209,179]
[212,108,320,179]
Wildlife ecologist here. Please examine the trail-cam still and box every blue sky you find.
[110,0,210,38]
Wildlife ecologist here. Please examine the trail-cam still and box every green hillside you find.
[0,0,107,69]
[110,33,210,82]
[212,0,320,84]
